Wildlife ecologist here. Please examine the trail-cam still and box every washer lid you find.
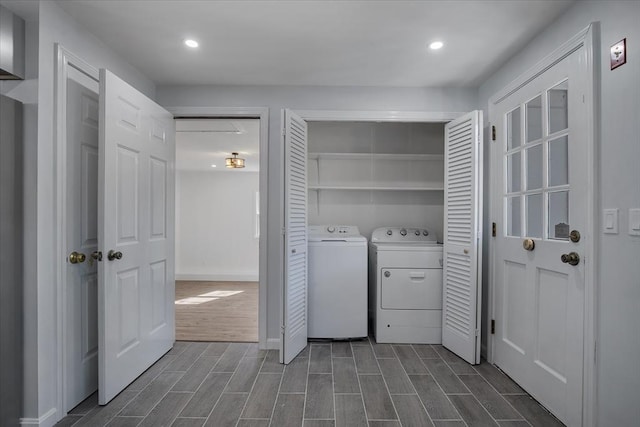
[371,241,443,251]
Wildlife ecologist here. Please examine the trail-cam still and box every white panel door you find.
[442,110,483,364]
[98,69,175,404]
[65,72,100,411]
[281,109,308,364]
[492,49,586,425]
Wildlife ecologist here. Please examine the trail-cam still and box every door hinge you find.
[282,227,287,236]
[491,319,495,334]
[475,328,480,337]
[281,325,285,335]
[491,125,496,141]
[282,127,286,137]
[492,222,496,237]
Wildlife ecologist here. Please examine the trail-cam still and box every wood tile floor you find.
[57,339,564,427]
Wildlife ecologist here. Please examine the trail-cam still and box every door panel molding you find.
[488,23,598,427]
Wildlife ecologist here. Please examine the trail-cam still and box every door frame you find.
[487,23,598,427]
[166,106,269,351]
[54,44,100,417]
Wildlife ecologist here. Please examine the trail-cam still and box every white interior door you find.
[492,49,586,425]
[98,69,175,404]
[281,109,308,364]
[65,69,100,411]
[442,110,483,364]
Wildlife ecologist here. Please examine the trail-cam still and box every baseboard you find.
[20,408,57,427]
[266,338,280,350]
[176,273,259,282]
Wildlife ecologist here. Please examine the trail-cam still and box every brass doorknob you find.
[523,238,535,251]
[107,250,123,261]
[69,251,86,264]
[561,252,580,266]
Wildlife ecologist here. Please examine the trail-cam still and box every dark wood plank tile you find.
[260,349,284,373]
[303,421,335,427]
[331,341,353,357]
[432,421,467,427]
[333,357,360,393]
[165,342,209,372]
[245,343,269,358]
[68,392,98,415]
[367,420,401,426]
[171,418,205,427]
[271,393,305,427]
[120,371,184,417]
[351,337,372,346]
[409,374,461,420]
[335,394,367,427]
[392,394,434,427]
[432,345,477,374]
[106,417,143,427]
[393,345,428,374]
[304,373,334,419]
[138,392,192,427]
[241,373,282,419]
[459,375,523,420]
[225,357,264,392]
[371,342,396,359]
[280,356,309,393]
[412,344,439,359]
[54,415,82,427]
[309,344,332,373]
[172,356,219,392]
[503,395,564,427]
[378,358,415,394]
[179,373,232,418]
[353,345,380,374]
[212,343,250,372]
[237,420,270,427]
[359,375,397,420]
[203,392,249,427]
[474,362,524,394]
[167,341,190,356]
[497,422,531,426]
[449,395,499,427]
[201,342,229,357]
[126,355,177,391]
[422,358,468,394]
[74,391,140,427]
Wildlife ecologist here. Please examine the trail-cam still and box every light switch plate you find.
[610,38,626,70]
[603,208,619,234]
[629,208,640,236]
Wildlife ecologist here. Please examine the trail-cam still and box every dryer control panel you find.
[371,227,437,243]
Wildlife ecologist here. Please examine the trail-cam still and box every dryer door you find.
[381,268,443,310]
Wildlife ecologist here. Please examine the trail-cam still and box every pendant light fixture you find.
[225,152,245,169]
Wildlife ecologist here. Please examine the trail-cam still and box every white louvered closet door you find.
[442,110,483,364]
[282,109,308,364]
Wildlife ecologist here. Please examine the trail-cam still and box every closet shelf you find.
[308,185,444,191]
[308,152,444,161]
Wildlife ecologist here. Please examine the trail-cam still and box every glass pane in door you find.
[507,152,521,193]
[526,144,543,190]
[548,191,569,240]
[548,136,568,187]
[507,196,522,237]
[526,95,543,142]
[507,107,522,149]
[548,81,569,134]
[526,193,543,238]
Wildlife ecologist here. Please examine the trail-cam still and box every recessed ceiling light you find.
[184,39,199,48]
[429,41,444,50]
[211,164,217,168]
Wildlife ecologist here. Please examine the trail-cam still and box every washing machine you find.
[308,225,368,339]
[369,227,443,344]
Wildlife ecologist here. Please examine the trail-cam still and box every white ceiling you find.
[54,0,575,88]
[176,118,260,172]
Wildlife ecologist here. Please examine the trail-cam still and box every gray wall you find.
[478,1,640,425]
[157,84,478,345]
[0,95,24,427]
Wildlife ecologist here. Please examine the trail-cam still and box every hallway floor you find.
[56,339,563,427]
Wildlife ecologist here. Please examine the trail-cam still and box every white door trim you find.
[166,106,270,350]
[54,44,99,420]
[297,109,466,123]
[487,23,598,427]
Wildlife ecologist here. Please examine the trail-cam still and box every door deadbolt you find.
[69,251,86,264]
[523,238,535,251]
[561,252,580,266]
[91,251,102,261]
[569,230,581,243]
[107,250,123,261]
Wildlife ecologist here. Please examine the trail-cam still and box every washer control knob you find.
[415,230,421,236]
[400,228,407,236]
[386,229,393,236]
[423,230,429,236]
[327,226,335,233]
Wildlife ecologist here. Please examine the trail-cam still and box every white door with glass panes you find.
[492,48,587,426]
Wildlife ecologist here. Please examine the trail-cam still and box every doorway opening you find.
[175,118,261,342]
